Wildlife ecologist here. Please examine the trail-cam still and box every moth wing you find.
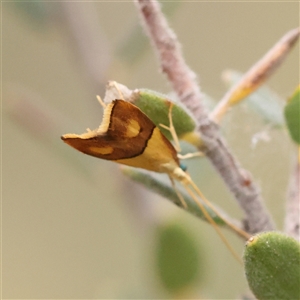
[62,100,179,172]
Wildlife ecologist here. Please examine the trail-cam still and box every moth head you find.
[179,162,187,172]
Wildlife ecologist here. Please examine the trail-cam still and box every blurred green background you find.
[2,1,299,299]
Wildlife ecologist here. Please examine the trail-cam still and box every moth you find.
[62,97,250,261]
[61,99,188,183]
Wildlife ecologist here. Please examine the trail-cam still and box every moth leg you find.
[159,102,181,153]
[160,103,202,159]
[162,104,201,211]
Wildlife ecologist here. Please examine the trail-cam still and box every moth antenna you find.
[166,103,250,243]
[112,81,125,100]
[159,102,181,153]
[163,101,250,261]
[96,95,106,108]
[188,178,251,240]
[169,176,187,208]
[183,182,243,264]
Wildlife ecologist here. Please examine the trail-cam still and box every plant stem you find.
[135,0,275,234]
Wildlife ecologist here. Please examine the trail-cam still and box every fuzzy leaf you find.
[244,232,300,300]
[131,89,197,140]
[284,85,300,144]
[121,166,226,225]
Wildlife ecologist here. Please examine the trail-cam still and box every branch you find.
[135,0,275,233]
[134,0,207,122]
[211,28,300,123]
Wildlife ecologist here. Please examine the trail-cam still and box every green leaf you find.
[132,89,197,140]
[284,86,300,144]
[121,166,226,225]
[155,221,203,294]
[244,232,300,300]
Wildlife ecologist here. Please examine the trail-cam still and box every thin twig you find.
[211,28,300,123]
[135,0,275,234]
